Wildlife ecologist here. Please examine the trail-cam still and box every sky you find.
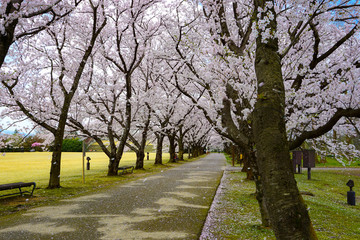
[0,107,33,135]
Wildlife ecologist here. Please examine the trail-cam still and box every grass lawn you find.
[316,156,360,167]
[296,170,360,239]
[0,152,170,187]
[0,151,192,217]
[219,155,360,240]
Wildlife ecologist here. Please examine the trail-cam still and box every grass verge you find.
[212,154,360,239]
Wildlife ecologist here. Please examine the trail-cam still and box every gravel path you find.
[0,153,225,240]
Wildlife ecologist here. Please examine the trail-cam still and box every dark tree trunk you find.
[106,121,129,176]
[135,150,145,169]
[241,154,254,180]
[48,131,64,189]
[192,146,197,158]
[188,146,192,159]
[133,107,151,169]
[0,1,19,68]
[253,1,317,238]
[192,145,204,158]
[191,146,197,158]
[234,147,241,164]
[0,23,16,69]
[155,133,164,165]
[107,153,120,176]
[235,154,240,164]
[168,133,176,163]
[178,136,184,161]
[193,146,199,158]
[107,75,132,176]
[48,92,73,188]
[177,127,188,161]
[107,138,127,176]
[248,149,270,227]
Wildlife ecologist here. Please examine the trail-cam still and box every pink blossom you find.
[31,142,41,147]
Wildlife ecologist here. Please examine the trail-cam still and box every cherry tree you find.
[150,80,192,164]
[234,0,359,238]
[0,0,81,147]
[165,0,360,238]
[125,56,156,170]
[0,0,82,69]
[0,0,106,188]
[67,0,160,175]
[144,70,198,164]
[144,59,186,164]
[185,115,212,158]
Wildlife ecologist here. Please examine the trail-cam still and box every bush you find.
[0,147,31,152]
[61,138,83,152]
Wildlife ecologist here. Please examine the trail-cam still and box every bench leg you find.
[30,183,36,196]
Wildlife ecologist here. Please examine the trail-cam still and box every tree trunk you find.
[235,147,241,164]
[0,2,18,68]
[107,138,128,176]
[168,133,176,163]
[192,146,203,158]
[253,1,317,238]
[178,136,184,161]
[107,153,121,176]
[135,150,145,169]
[135,110,150,170]
[241,155,254,180]
[48,97,71,188]
[192,146,197,158]
[107,75,132,176]
[254,172,270,227]
[155,133,164,165]
[248,150,270,227]
[48,133,63,188]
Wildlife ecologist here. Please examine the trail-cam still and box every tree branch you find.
[289,108,360,150]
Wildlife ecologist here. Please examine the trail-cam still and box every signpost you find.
[81,137,95,184]
[82,141,85,184]
[346,180,355,206]
[292,150,302,174]
[303,149,316,180]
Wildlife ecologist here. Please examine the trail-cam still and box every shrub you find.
[61,138,83,152]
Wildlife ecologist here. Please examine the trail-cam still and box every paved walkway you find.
[0,153,225,240]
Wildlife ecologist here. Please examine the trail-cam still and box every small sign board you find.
[303,149,316,168]
[292,150,302,173]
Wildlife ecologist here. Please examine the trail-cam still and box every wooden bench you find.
[117,166,134,175]
[0,182,36,198]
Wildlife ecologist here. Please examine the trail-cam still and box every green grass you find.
[316,156,360,167]
[0,152,170,186]
[0,151,194,217]
[295,170,360,239]
[220,172,275,239]
[222,154,360,239]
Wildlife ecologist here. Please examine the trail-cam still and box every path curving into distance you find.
[0,153,225,240]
